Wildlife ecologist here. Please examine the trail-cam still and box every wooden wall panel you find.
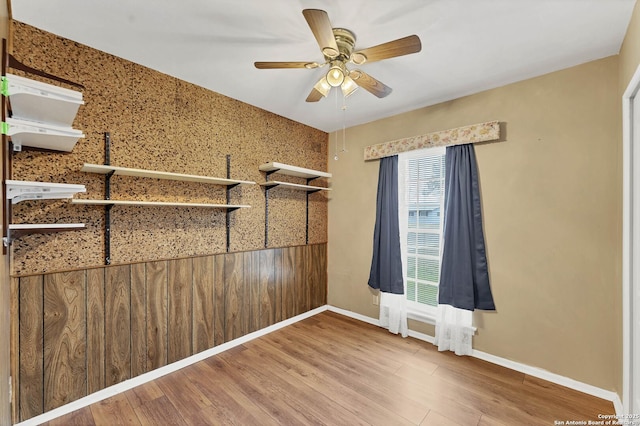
[168,258,193,363]
[259,249,276,329]
[105,265,131,387]
[246,251,260,334]
[274,248,283,323]
[213,255,225,346]
[295,245,309,316]
[131,263,147,377]
[193,256,214,353]
[305,245,317,310]
[12,244,327,422]
[86,268,105,394]
[19,275,44,420]
[282,247,296,320]
[319,243,328,308]
[224,252,245,341]
[146,261,168,372]
[10,278,20,424]
[43,271,87,411]
[309,244,327,310]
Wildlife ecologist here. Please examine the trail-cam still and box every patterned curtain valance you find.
[364,120,501,161]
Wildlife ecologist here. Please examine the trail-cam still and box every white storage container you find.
[5,117,85,151]
[3,73,84,127]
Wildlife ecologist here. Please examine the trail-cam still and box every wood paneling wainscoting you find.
[10,243,327,423]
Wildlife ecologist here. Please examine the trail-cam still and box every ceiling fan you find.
[254,9,422,102]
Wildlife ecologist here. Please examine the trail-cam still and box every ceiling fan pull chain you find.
[334,90,340,160]
[342,98,348,154]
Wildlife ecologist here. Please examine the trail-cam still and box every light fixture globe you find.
[326,61,346,87]
[313,77,331,97]
[341,75,358,98]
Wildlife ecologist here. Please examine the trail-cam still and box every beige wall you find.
[617,0,640,405]
[328,55,622,392]
[620,0,640,93]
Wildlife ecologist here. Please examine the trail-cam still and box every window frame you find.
[398,146,446,321]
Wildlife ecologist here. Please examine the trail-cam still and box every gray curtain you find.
[368,155,404,294]
[438,144,496,311]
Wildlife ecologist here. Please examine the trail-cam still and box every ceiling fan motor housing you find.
[330,28,357,61]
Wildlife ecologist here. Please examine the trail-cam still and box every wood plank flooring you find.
[41,311,614,425]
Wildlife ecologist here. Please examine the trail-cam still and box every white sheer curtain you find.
[434,304,474,355]
[379,292,408,337]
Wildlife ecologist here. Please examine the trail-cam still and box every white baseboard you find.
[326,305,379,326]
[328,305,623,415]
[16,306,329,426]
[471,349,622,412]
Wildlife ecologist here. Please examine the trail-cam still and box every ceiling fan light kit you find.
[313,77,331,97]
[341,75,358,98]
[254,9,422,102]
[326,61,346,87]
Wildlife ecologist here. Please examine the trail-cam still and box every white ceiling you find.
[11,0,637,133]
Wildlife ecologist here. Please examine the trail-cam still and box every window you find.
[399,147,446,317]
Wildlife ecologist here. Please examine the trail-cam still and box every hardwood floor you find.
[41,311,614,425]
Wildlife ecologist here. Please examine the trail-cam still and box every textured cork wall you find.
[9,22,329,275]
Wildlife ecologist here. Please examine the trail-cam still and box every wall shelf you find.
[258,162,332,179]
[259,181,331,193]
[82,135,251,263]
[2,72,84,126]
[260,161,330,247]
[81,163,256,186]
[9,223,85,231]
[1,43,87,253]
[5,117,85,152]
[6,179,86,204]
[3,223,85,247]
[2,72,85,151]
[71,199,250,210]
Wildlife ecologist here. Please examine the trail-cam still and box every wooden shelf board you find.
[259,162,331,179]
[259,181,331,192]
[81,163,255,186]
[71,199,251,209]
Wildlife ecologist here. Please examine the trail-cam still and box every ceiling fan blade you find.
[351,35,421,64]
[254,61,318,69]
[302,9,340,58]
[350,70,392,98]
[306,87,325,102]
